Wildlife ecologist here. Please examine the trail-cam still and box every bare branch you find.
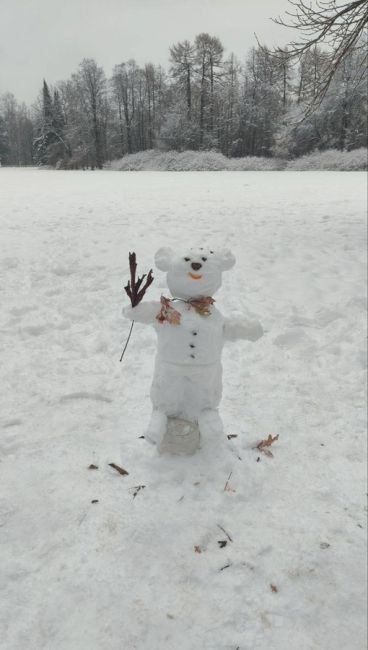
[260,0,368,111]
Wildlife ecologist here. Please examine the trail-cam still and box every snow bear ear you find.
[218,249,236,271]
[155,247,174,271]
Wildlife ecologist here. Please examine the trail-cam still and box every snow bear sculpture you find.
[123,247,263,447]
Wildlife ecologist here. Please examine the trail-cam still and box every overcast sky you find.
[0,0,295,105]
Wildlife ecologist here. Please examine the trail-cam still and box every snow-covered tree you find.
[0,93,33,165]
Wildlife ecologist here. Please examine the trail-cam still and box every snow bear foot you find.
[145,410,167,446]
[198,409,224,437]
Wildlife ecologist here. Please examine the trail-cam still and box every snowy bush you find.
[228,157,286,171]
[109,150,286,172]
[108,148,366,172]
[287,148,367,171]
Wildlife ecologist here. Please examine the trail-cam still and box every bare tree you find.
[74,59,107,168]
[169,40,196,121]
[195,33,224,146]
[268,0,368,108]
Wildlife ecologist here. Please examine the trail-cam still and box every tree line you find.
[0,33,366,168]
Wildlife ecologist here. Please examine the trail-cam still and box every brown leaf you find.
[108,462,129,476]
[88,464,98,470]
[156,296,181,325]
[270,584,278,593]
[256,434,279,450]
[262,449,274,458]
[194,545,202,554]
[168,309,181,326]
[187,296,215,317]
[254,434,279,457]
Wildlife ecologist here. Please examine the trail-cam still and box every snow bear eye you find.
[201,257,207,262]
[184,257,191,262]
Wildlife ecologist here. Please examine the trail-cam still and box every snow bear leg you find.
[198,409,224,438]
[145,409,167,446]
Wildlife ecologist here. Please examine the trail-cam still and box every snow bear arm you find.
[122,301,161,325]
[223,315,264,342]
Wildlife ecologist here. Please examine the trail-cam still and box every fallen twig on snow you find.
[129,485,146,499]
[217,540,227,548]
[217,524,233,542]
[108,462,129,476]
[224,472,236,492]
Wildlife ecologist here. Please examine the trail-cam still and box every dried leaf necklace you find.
[156,296,215,325]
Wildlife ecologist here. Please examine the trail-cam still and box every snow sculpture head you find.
[155,246,235,299]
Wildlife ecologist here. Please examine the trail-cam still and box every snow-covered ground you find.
[0,168,366,650]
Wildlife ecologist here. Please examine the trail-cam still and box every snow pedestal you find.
[159,417,200,456]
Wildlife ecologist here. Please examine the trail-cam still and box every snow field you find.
[0,168,366,649]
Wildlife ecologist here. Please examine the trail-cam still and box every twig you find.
[129,485,146,499]
[119,320,135,362]
[217,524,233,543]
[108,462,129,476]
[120,251,154,362]
[223,472,233,492]
[124,252,154,307]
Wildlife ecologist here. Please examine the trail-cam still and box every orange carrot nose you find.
[188,272,202,280]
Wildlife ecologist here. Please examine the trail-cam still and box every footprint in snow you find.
[60,392,112,404]
[0,501,16,527]
[10,305,37,317]
[1,257,18,269]
[51,264,76,277]
[21,324,49,336]
[2,419,22,428]
[273,328,310,349]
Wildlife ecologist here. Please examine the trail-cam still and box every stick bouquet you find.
[120,252,154,362]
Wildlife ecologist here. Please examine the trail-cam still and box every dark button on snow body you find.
[191,262,202,271]
[190,344,195,348]
[192,332,197,336]
[190,354,195,359]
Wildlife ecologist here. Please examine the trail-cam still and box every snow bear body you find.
[152,301,224,421]
[123,246,263,446]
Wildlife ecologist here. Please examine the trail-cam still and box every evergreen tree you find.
[33,80,67,165]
